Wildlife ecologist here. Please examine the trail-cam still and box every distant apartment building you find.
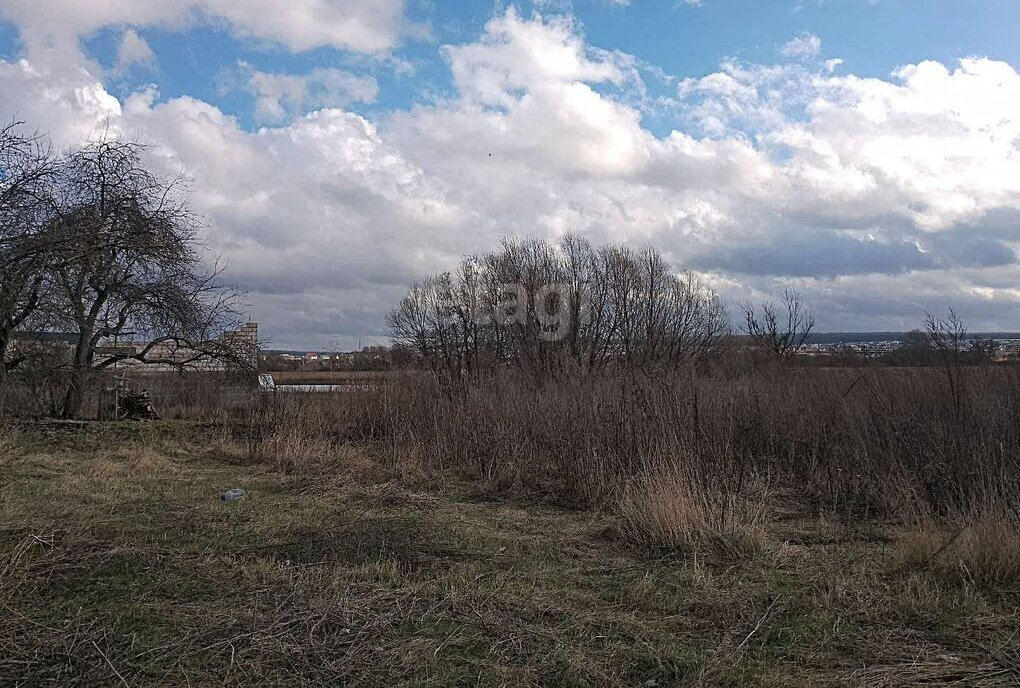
[97,323,260,372]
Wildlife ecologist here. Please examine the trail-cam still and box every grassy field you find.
[266,370,394,386]
[1,421,1018,686]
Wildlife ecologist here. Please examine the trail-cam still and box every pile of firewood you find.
[118,388,161,420]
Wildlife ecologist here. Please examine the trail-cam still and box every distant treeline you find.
[387,236,1000,377]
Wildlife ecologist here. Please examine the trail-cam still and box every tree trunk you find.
[61,370,88,420]
[0,329,12,416]
[61,336,94,419]
[0,333,8,382]
[0,345,7,417]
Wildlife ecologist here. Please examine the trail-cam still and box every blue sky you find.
[0,1,1019,348]
[7,1,1017,135]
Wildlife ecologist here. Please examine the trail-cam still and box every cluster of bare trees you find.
[389,236,730,378]
[738,288,815,358]
[0,123,246,418]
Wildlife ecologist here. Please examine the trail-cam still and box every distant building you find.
[102,322,260,372]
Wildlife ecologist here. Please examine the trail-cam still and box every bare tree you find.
[658,270,729,364]
[882,329,932,366]
[0,122,61,382]
[389,235,729,380]
[48,136,246,418]
[925,308,967,368]
[925,308,969,425]
[740,288,815,358]
[966,337,996,365]
[388,273,466,378]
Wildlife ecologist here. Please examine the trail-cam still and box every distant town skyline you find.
[1,1,1019,349]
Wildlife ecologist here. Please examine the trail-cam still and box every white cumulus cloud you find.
[1,9,1019,345]
[0,0,412,55]
[229,63,379,124]
[115,28,155,72]
[781,33,822,60]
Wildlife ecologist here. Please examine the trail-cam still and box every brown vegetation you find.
[238,361,1020,585]
[2,415,1018,685]
[2,352,1019,684]
[267,370,395,385]
[616,459,770,558]
[2,162,1017,681]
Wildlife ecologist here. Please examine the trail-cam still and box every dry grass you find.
[1,423,1018,686]
[267,370,395,385]
[3,362,1019,682]
[898,489,1020,587]
[233,365,1020,575]
[0,422,20,461]
[617,460,769,559]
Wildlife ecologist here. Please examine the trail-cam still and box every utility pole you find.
[326,339,336,388]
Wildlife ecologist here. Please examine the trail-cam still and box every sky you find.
[1,1,1019,350]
